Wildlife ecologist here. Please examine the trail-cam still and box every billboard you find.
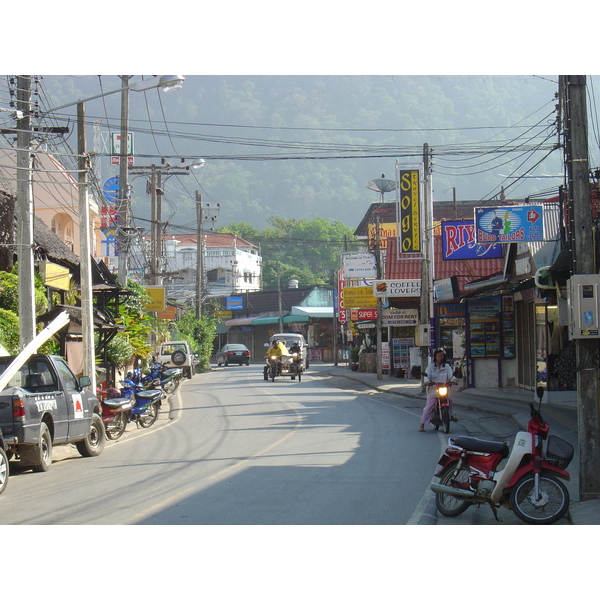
[441,220,503,260]
[475,205,544,244]
[396,167,421,253]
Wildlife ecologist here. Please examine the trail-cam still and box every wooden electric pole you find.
[562,75,600,499]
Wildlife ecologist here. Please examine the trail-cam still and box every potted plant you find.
[349,347,360,371]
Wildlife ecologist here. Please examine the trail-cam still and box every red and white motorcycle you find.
[431,387,573,524]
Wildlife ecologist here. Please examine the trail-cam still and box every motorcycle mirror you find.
[536,385,545,401]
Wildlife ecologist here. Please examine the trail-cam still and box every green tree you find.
[171,310,217,371]
[219,217,354,290]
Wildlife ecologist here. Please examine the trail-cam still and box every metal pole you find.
[16,75,35,347]
[77,102,96,390]
[420,144,432,383]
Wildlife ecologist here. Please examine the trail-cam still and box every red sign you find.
[351,308,378,321]
[337,270,347,324]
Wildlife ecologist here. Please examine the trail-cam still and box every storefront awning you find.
[251,315,309,325]
[224,317,254,326]
[290,306,334,318]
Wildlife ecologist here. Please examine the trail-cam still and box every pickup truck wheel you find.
[0,447,8,495]
[75,414,105,457]
[20,422,52,472]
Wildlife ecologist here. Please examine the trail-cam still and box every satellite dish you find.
[366,173,397,201]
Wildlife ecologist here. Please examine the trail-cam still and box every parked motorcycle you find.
[430,387,573,524]
[145,362,183,395]
[97,387,134,441]
[120,379,163,428]
[429,381,455,433]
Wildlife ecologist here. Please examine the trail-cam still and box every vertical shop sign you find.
[396,167,421,253]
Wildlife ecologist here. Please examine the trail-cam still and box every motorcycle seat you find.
[451,436,510,458]
[135,390,162,402]
[102,397,132,410]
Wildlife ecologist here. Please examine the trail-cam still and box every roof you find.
[160,231,258,251]
[384,235,504,296]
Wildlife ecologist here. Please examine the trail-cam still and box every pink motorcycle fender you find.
[505,460,571,489]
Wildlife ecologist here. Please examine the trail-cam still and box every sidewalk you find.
[322,364,600,526]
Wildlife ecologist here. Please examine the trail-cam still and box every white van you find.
[269,333,309,370]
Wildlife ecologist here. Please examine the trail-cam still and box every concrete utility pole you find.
[117,76,131,287]
[196,191,204,318]
[562,75,600,499]
[420,143,432,381]
[375,216,383,380]
[16,75,36,347]
[77,102,96,391]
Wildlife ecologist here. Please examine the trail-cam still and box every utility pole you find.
[562,75,600,499]
[420,143,432,382]
[196,191,204,318]
[117,75,131,287]
[375,215,383,380]
[16,75,35,347]
[77,102,96,391]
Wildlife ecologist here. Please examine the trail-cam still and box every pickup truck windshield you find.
[0,359,58,392]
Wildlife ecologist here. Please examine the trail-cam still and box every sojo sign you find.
[397,168,421,253]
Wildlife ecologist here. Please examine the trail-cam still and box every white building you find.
[137,232,262,304]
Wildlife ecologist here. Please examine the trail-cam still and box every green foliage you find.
[0,308,19,353]
[104,335,135,368]
[0,271,18,313]
[219,217,354,290]
[172,310,217,370]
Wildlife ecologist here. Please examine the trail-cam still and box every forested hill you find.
[39,75,563,230]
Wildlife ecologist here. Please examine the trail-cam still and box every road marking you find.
[124,378,302,523]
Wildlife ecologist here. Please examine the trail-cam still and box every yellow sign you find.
[214,311,233,319]
[143,286,166,312]
[398,168,421,253]
[41,262,72,291]
[342,287,377,308]
[367,222,397,249]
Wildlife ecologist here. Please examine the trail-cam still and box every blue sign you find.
[227,296,244,310]
[441,220,503,260]
[475,205,544,244]
[102,176,120,204]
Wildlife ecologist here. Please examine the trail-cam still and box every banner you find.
[396,167,421,253]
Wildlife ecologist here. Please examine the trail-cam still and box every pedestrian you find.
[419,348,458,432]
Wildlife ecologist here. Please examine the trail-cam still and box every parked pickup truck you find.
[0,354,105,472]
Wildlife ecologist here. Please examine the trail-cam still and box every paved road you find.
[1,365,439,524]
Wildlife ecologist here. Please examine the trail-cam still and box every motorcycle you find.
[97,386,134,441]
[429,381,455,433]
[263,353,302,382]
[430,387,573,524]
[143,362,183,395]
[119,379,163,428]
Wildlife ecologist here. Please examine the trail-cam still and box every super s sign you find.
[398,169,421,253]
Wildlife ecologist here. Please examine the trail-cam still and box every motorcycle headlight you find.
[438,386,448,396]
[270,356,277,361]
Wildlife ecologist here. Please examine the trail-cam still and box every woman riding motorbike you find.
[419,348,458,432]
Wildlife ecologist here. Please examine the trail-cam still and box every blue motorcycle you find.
[120,379,163,428]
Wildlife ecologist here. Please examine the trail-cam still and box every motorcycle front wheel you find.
[435,464,472,517]
[270,363,277,382]
[162,379,177,395]
[510,473,570,524]
[138,403,160,428]
[442,406,450,433]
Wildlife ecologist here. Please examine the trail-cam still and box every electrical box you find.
[415,324,431,347]
[567,274,600,339]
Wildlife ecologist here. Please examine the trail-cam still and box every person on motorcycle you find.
[419,348,458,432]
[264,340,289,377]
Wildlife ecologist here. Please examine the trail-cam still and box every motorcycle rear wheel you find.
[138,403,160,428]
[510,473,570,524]
[106,412,127,440]
[163,379,177,395]
[435,464,472,517]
